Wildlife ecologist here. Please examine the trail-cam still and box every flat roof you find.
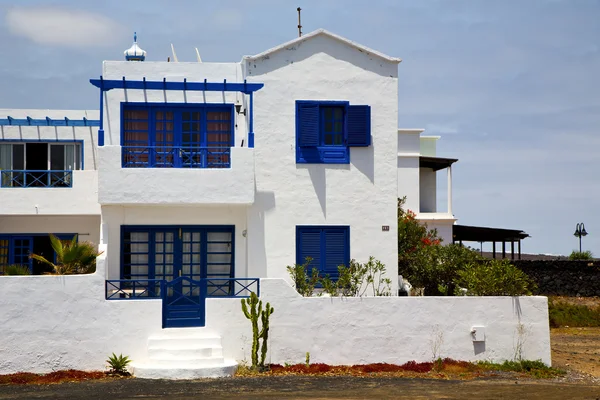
[419,156,458,171]
[453,224,530,242]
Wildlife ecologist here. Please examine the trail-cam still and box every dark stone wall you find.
[513,260,600,297]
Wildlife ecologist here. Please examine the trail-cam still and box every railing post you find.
[248,92,254,148]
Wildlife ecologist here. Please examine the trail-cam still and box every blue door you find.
[121,226,234,328]
[12,236,33,273]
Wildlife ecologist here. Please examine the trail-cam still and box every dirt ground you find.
[551,327,600,379]
[0,327,598,399]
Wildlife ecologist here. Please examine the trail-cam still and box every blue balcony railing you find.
[122,146,231,169]
[0,170,73,188]
[105,278,260,300]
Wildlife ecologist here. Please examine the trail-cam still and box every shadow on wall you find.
[246,34,399,78]
[351,146,375,184]
[248,190,276,277]
[296,164,351,218]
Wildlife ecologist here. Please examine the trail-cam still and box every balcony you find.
[1,170,73,188]
[0,170,100,215]
[98,146,255,205]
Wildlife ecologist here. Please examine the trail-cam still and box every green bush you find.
[569,250,593,260]
[454,259,535,296]
[477,359,564,378]
[286,257,320,297]
[2,265,31,275]
[400,243,484,296]
[548,299,600,328]
[106,353,131,375]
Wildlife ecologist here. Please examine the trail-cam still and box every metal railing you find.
[105,277,260,300]
[105,279,163,299]
[0,170,73,188]
[122,146,231,169]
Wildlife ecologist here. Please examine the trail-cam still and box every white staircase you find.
[131,328,238,379]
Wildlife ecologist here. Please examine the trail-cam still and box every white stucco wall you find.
[416,216,455,244]
[419,168,437,213]
[0,276,551,374]
[397,129,423,213]
[98,146,254,205]
[0,215,100,245]
[101,205,248,280]
[245,34,399,288]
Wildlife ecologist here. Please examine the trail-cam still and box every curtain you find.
[0,144,12,187]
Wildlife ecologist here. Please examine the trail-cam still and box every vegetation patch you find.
[548,298,600,328]
[237,358,562,380]
[0,370,109,385]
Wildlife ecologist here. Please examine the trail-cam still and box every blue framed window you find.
[0,141,82,187]
[121,225,234,295]
[296,226,350,279]
[121,104,234,169]
[0,233,77,274]
[296,101,371,164]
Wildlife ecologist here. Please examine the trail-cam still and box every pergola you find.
[452,224,530,260]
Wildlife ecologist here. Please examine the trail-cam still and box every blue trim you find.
[0,117,99,127]
[249,92,254,148]
[1,170,73,188]
[90,77,263,94]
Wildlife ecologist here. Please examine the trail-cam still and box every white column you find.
[447,166,453,215]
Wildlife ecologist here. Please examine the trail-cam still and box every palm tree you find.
[30,234,103,275]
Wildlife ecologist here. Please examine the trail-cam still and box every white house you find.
[0,30,550,379]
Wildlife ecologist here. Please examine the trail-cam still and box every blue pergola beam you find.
[89,77,264,94]
[0,117,100,127]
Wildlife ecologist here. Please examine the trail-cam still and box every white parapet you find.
[98,146,255,205]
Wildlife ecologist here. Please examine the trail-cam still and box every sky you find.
[0,0,598,256]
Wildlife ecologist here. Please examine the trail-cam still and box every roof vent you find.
[124,32,146,62]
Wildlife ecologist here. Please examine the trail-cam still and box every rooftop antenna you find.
[297,7,302,37]
[170,43,179,62]
[195,47,203,63]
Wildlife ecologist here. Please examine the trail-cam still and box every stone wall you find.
[514,260,600,297]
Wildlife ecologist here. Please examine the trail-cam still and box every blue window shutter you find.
[297,102,320,147]
[323,227,350,278]
[346,105,371,147]
[296,227,322,274]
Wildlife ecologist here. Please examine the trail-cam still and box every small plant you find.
[286,257,320,297]
[569,250,593,260]
[548,298,600,327]
[241,292,275,370]
[106,353,131,376]
[2,264,31,275]
[305,352,310,368]
[319,257,392,297]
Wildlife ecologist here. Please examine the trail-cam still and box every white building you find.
[0,30,549,378]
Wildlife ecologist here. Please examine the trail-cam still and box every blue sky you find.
[0,0,598,256]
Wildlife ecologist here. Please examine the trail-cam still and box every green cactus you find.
[241,292,275,370]
[259,302,274,368]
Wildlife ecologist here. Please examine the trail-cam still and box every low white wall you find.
[0,275,551,374]
[98,146,255,205]
[0,215,100,245]
[209,279,551,366]
[0,171,100,215]
[0,247,164,374]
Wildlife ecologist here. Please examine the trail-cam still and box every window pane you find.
[50,145,65,170]
[12,145,24,170]
[334,134,343,145]
[324,134,333,145]
[334,108,343,118]
[324,108,333,119]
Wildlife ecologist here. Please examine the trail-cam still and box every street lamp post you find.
[573,223,588,253]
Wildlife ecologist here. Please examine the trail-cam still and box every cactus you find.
[259,302,274,368]
[241,292,275,370]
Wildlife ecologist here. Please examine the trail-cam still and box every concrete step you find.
[147,336,223,349]
[146,356,226,367]
[148,346,223,359]
[131,359,238,380]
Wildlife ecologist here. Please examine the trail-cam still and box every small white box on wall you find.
[471,326,485,342]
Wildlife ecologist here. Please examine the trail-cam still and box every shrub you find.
[454,259,535,296]
[2,264,31,275]
[30,234,102,275]
[106,353,131,375]
[569,250,593,260]
[400,243,483,295]
[286,257,320,297]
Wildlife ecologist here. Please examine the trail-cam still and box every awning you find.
[419,156,458,171]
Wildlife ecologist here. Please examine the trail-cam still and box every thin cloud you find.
[5,6,124,48]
